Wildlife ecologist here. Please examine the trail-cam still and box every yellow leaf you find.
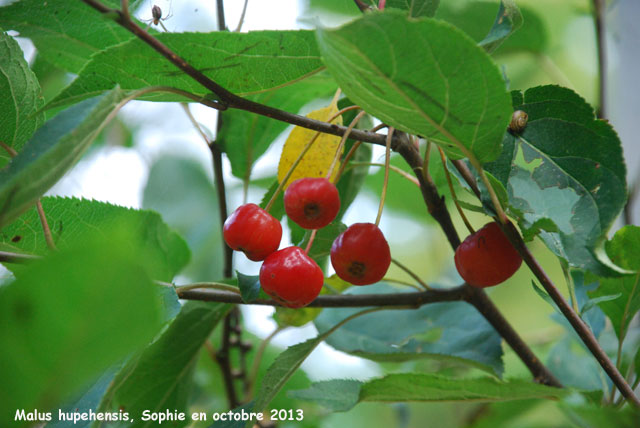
[277,103,343,188]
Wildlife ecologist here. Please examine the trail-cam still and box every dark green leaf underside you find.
[0,89,127,229]
[314,284,503,375]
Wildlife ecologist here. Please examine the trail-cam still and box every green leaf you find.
[0,88,127,229]
[259,180,285,221]
[0,197,190,282]
[570,270,605,338]
[143,156,223,281]
[297,221,347,264]
[590,226,640,341]
[314,284,504,375]
[49,30,324,109]
[219,74,336,181]
[288,379,362,412]
[237,272,261,303]
[252,308,377,415]
[252,337,325,414]
[94,301,231,428]
[485,86,627,275]
[290,374,566,412]
[361,374,566,402]
[547,337,602,390]
[604,225,640,271]
[386,0,440,18]
[477,1,523,54]
[317,10,512,163]
[0,31,44,169]
[560,401,640,427]
[635,346,640,386]
[305,0,361,16]
[0,235,164,422]
[0,0,137,73]
[273,305,322,328]
[47,368,120,428]
[436,2,547,54]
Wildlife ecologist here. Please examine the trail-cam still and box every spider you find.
[143,3,172,31]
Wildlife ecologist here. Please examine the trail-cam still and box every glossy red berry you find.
[454,222,522,287]
[223,203,282,261]
[330,223,391,285]
[260,246,324,308]
[284,177,341,230]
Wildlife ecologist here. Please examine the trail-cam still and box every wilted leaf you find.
[277,102,343,188]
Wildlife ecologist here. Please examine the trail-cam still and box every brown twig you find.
[593,0,607,118]
[35,201,57,251]
[216,309,239,408]
[466,288,561,387]
[451,159,481,199]
[179,285,469,307]
[353,0,372,13]
[499,221,640,405]
[0,251,39,263]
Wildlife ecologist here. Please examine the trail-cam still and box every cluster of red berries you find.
[223,177,391,308]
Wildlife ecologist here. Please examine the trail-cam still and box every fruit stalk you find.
[375,127,394,226]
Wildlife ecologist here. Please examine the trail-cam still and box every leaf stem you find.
[234,0,249,32]
[171,282,242,294]
[327,110,366,181]
[375,127,394,226]
[335,140,362,181]
[0,251,39,263]
[382,277,424,291]
[304,229,318,255]
[343,162,419,186]
[246,325,287,400]
[35,201,57,251]
[390,258,430,290]
[422,140,432,184]
[437,147,475,234]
